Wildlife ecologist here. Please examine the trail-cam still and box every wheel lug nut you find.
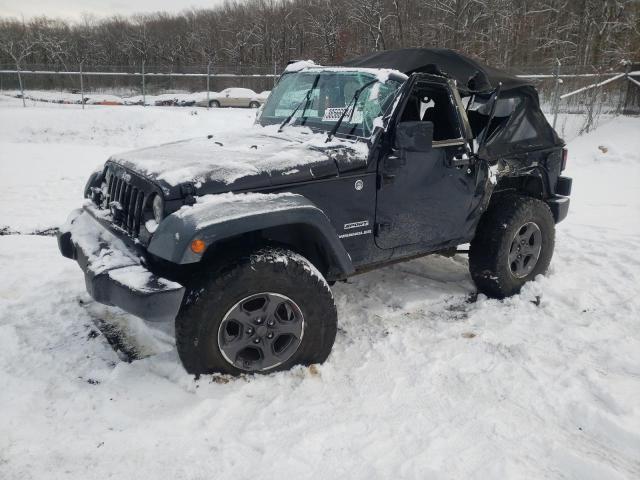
[253,338,260,344]
[267,320,275,326]
[267,332,274,339]
[247,328,254,335]
[256,318,263,324]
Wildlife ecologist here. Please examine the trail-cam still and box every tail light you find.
[561,147,568,171]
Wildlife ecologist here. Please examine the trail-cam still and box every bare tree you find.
[304,0,342,62]
[120,16,153,66]
[0,0,638,76]
[0,19,38,106]
[33,18,71,71]
[347,0,392,51]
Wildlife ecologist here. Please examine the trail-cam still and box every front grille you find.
[102,165,148,237]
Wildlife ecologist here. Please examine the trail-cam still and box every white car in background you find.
[196,87,262,108]
[253,90,271,104]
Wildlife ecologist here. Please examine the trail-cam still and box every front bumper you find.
[58,208,185,322]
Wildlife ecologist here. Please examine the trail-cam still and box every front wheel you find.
[469,194,555,298]
[175,248,337,375]
[249,101,260,108]
[209,100,220,108]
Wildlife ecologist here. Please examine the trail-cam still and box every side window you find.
[418,85,462,142]
[399,83,462,143]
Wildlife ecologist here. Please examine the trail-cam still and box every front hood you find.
[108,125,370,198]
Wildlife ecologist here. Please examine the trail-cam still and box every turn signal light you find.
[561,147,568,171]
[190,239,206,254]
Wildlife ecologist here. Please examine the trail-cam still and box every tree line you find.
[1,0,638,73]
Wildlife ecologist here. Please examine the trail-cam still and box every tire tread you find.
[469,193,555,298]
[175,247,336,375]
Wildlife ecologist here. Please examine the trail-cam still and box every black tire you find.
[469,194,555,298]
[209,100,220,108]
[175,247,337,375]
[249,101,260,108]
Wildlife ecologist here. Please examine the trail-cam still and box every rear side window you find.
[467,95,522,140]
[469,96,521,117]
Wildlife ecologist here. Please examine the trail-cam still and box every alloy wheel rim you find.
[508,221,542,279]
[217,292,304,372]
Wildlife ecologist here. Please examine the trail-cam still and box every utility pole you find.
[206,61,211,109]
[17,64,25,108]
[141,60,146,106]
[273,60,277,87]
[79,61,85,110]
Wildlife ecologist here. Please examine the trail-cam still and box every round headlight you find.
[152,194,164,223]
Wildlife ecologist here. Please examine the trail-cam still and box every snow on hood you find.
[108,124,369,188]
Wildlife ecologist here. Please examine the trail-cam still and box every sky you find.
[0,0,230,21]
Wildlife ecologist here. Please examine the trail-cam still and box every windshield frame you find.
[258,67,407,140]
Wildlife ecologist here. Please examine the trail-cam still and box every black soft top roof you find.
[341,48,531,94]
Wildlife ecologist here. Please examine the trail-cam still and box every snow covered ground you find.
[1,89,218,106]
[0,96,639,479]
[0,97,256,232]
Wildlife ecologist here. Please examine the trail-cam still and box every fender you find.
[147,193,355,277]
[83,169,105,199]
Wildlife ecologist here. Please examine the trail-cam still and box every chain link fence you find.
[0,62,279,97]
[1,62,638,140]
[512,63,640,138]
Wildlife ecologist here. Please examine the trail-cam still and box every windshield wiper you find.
[325,79,378,143]
[278,75,320,133]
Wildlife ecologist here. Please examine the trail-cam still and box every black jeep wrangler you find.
[58,48,571,375]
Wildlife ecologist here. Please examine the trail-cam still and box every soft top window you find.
[467,94,524,142]
[469,96,521,117]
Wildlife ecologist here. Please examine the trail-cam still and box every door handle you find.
[382,173,396,185]
[377,173,396,188]
[384,154,406,170]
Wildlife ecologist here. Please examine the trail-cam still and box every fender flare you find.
[147,193,354,277]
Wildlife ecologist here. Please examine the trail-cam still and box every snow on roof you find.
[284,60,407,83]
[285,60,317,72]
[301,66,407,83]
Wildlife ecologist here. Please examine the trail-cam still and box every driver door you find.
[375,74,489,250]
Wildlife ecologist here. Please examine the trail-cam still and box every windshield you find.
[259,70,403,137]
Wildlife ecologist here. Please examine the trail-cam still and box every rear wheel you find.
[469,194,555,298]
[175,248,337,375]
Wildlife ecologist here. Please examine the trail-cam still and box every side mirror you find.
[395,121,433,152]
